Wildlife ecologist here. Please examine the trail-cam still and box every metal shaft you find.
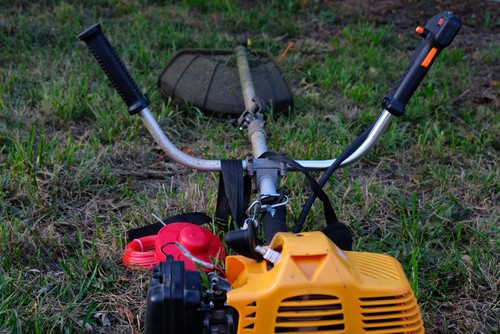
[235,45,257,111]
[235,46,278,196]
[235,46,269,157]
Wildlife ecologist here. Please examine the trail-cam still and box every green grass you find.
[1,1,498,333]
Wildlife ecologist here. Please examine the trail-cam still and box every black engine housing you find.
[145,256,235,334]
[144,255,203,334]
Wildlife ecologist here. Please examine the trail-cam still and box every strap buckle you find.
[241,195,289,229]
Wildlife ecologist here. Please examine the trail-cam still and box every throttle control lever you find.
[382,11,462,117]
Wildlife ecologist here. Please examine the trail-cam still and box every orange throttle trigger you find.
[415,26,436,68]
[421,47,439,68]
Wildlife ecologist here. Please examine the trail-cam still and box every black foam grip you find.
[79,23,149,115]
[382,11,461,116]
[262,206,287,245]
[382,41,437,117]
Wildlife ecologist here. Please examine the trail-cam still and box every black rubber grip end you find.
[79,23,149,115]
[225,225,263,261]
[382,96,405,117]
[78,22,102,42]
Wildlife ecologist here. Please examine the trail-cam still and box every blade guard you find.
[158,49,293,116]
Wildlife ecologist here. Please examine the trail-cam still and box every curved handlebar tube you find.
[140,108,223,171]
[138,106,393,172]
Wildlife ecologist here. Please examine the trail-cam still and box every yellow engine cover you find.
[225,232,424,334]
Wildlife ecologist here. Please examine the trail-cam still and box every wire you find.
[160,242,226,276]
[294,122,376,233]
[122,235,157,270]
[260,151,339,225]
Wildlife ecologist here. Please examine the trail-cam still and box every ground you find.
[0,0,498,333]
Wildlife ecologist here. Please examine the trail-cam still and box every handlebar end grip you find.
[78,22,101,42]
[381,12,461,117]
[79,23,149,115]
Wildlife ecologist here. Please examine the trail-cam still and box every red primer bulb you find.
[154,222,225,272]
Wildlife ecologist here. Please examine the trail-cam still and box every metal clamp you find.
[260,194,289,217]
[242,200,262,230]
[237,97,265,130]
[242,194,289,229]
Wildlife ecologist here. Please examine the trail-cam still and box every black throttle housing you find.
[382,11,461,116]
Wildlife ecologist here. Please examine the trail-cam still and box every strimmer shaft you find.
[235,45,278,196]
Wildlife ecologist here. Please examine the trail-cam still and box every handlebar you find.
[79,11,460,173]
[139,105,394,172]
[78,22,392,173]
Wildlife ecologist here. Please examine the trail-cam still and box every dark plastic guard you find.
[382,12,461,116]
[158,49,293,116]
[144,256,203,334]
[78,23,149,115]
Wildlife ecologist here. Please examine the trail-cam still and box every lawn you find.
[0,0,498,333]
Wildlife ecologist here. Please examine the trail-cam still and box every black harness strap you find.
[127,212,212,242]
[215,160,251,229]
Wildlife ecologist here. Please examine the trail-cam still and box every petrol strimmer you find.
[79,11,461,333]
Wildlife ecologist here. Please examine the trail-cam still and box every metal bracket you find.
[237,97,265,130]
[246,157,287,194]
[259,194,289,218]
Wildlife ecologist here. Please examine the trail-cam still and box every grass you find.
[1,0,498,333]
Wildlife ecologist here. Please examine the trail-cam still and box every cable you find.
[260,151,339,225]
[160,242,226,276]
[122,235,157,270]
[294,122,376,233]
